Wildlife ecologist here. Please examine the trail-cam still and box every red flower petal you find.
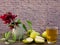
[11,15,17,20]
[4,20,11,24]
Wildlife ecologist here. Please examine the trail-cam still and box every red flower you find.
[0,12,17,24]
[4,20,11,24]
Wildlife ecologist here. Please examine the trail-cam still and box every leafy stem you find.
[4,31,11,40]
[26,20,32,30]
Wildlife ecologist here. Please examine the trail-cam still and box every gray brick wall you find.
[0,0,60,34]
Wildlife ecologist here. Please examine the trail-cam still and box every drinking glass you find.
[46,26,58,44]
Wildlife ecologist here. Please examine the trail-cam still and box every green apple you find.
[42,31,47,38]
[35,36,45,43]
[22,37,33,43]
[30,31,40,39]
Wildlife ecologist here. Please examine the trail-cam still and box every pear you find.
[42,31,47,38]
[22,39,28,43]
[23,37,33,43]
[36,36,45,40]
[30,31,40,39]
[35,36,45,43]
[36,32,40,36]
[27,30,35,36]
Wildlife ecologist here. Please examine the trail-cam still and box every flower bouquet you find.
[0,12,27,44]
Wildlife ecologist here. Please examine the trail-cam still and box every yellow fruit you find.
[36,36,45,40]
[30,31,40,39]
[35,36,45,43]
[23,39,28,43]
[27,30,35,36]
[36,32,40,36]
[22,37,33,43]
[42,31,47,38]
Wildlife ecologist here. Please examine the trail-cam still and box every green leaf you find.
[26,20,32,29]
[17,19,21,24]
[0,38,6,41]
[8,40,15,43]
[27,20,32,25]
[12,34,16,41]
[22,24,27,31]
[5,32,11,39]
[5,32,7,38]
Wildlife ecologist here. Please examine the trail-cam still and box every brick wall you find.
[0,0,60,34]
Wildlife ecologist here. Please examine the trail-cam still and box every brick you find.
[0,0,60,34]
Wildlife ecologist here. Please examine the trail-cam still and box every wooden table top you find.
[0,33,60,45]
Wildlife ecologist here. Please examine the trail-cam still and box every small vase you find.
[12,24,25,40]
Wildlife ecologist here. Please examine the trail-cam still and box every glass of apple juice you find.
[46,26,58,44]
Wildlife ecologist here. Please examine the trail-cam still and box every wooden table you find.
[0,33,60,45]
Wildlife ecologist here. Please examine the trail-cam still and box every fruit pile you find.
[22,30,47,43]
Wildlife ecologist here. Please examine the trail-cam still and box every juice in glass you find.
[46,26,58,44]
